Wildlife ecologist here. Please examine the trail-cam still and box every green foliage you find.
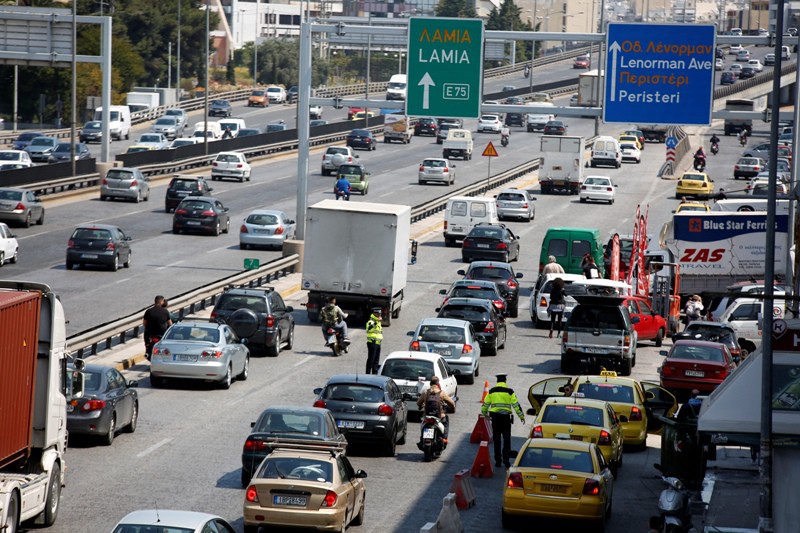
[435,0,476,18]
[486,0,531,65]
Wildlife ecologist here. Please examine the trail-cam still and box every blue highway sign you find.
[665,136,678,149]
[604,23,716,125]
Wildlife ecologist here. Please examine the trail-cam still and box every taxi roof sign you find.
[482,142,499,157]
[599,370,618,378]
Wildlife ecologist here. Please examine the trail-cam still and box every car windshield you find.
[577,383,635,403]
[84,122,102,129]
[439,305,491,321]
[72,228,112,241]
[468,227,505,239]
[570,306,624,329]
[163,325,220,343]
[254,412,322,434]
[178,200,212,211]
[216,153,241,163]
[171,179,198,191]
[258,457,332,482]
[669,344,725,362]
[327,148,349,155]
[251,90,265,96]
[417,324,467,343]
[584,177,611,186]
[267,88,281,94]
[541,404,604,426]
[350,129,370,136]
[338,165,362,175]
[53,144,72,153]
[450,286,497,300]
[381,359,434,381]
[518,447,594,473]
[423,160,446,168]
[496,193,524,202]
[620,144,637,151]
[469,267,510,280]
[216,294,267,313]
[0,153,22,161]
[165,110,183,117]
[321,383,386,403]
[140,135,160,142]
[682,174,705,182]
[30,138,53,146]
[480,115,498,121]
[155,118,175,125]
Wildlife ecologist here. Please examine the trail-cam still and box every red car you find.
[624,296,667,346]
[573,55,591,69]
[347,106,365,120]
[659,340,736,400]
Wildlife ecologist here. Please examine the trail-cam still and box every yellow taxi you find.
[618,134,642,150]
[125,144,157,154]
[674,201,710,214]
[528,395,624,474]
[528,371,678,450]
[502,437,614,529]
[676,171,714,199]
[243,442,366,532]
[351,111,375,121]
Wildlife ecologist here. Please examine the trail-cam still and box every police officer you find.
[481,373,525,468]
[365,307,383,374]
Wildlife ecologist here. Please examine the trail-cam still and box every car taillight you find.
[237,163,244,168]
[494,299,505,310]
[200,210,215,216]
[419,165,424,171]
[598,430,611,445]
[202,350,223,358]
[522,203,528,208]
[496,243,508,250]
[623,335,631,347]
[14,202,25,211]
[463,241,472,248]
[629,406,643,421]
[175,209,188,215]
[245,485,259,502]
[410,341,421,350]
[240,225,248,233]
[462,344,473,353]
[661,365,676,377]
[313,400,326,408]
[443,167,448,173]
[563,332,569,343]
[507,472,523,488]
[347,156,353,163]
[266,315,275,328]
[130,179,138,188]
[583,479,600,495]
[677,180,683,186]
[539,297,548,308]
[754,166,761,171]
[714,368,729,378]
[210,310,217,320]
[484,321,495,333]
[607,187,613,191]
[444,221,448,230]
[101,178,108,185]
[378,404,394,416]
[322,490,338,508]
[212,162,219,167]
[106,242,116,251]
[153,347,171,356]
[81,399,106,412]
[507,279,518,289]
[531,425,543,438]
[243,439,269,452]
[539,262,544,273]
[67,239,75,248]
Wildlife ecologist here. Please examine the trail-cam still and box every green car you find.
[335,163,370,195]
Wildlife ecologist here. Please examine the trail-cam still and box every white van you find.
[782,46,791,60]
[443,196,499,247]
[717,297,785,354]
[93,105,131,141]
[590,136,621,168]
[386,74,408,101]
[218,118,246,138]
[192,121,222,140]
[383,114,413,143]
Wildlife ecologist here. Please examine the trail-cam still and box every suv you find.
[561,295,637,375]
[165,175,213,212]
[504,112,525,127]
[321,146,357,176]
[210,286,295,357]
[458,261,523,317]
[436,297,507,356]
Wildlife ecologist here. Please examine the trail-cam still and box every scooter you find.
[501,134,509,147]
[739,133,748,147]
[418,415,446,462]
[693,155,706,171]
[335,188,351,201]
[524,67,530,78]
[710,142,719,155]
[325,326,349,356]
[654,464,693,533]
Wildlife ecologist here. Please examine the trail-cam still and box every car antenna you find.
[155,504,161,523]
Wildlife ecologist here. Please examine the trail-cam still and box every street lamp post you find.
[254,0,259,84]
[177,0,181,100]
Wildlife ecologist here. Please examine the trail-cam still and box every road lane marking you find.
[136,438,172,457]
[115,277,131,284]
[206,245,230,254]
[156,260,185,271]
[292,355,314,367]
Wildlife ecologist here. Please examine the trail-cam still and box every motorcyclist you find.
[524,65,530,78]
[710,133,720,154]
[417,376,456,445]
[693,147,706,170]
[500,125,510,146]
[737,129,748,146]
[334,175,351,201]
[320,296,349,350]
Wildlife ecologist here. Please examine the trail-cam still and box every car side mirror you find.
[516,273,523,278]
[457,270,466,276]
[128,380,139,388]
[659,350,669,356]
[356,469,368,478]
[439,289,447,295]
[207,187,213,192]
[631,316,640,324]
[34,196,42,202]
[313,387,323,395]
[406,331,414,336]
[250,421,256,428]
[125,236,133,241]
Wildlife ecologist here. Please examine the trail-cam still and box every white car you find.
[378,351,458,412]
[729,63,743,74]
[477,114,503,133]
[747,59,764,73]
[135,133,169,150]
[110,510,237,533]
[151,117,183,140]
[0,222,19,266]
[309,104,323,119]
[728,44,744,54]
[266,86,286,103]
[715,58,724,71]
[736,49,751,62]
[169,137,200,148]
[530,273,586,327]
[746,178,789,196]
[418,158,455,185]
[579,175,616,204]
[0,150,33,169]
[619,142,641,163]
[211,151,252,182]
[163,108,188,129]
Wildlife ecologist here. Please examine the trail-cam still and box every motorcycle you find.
[693,155,706,171]
[524,67,530,78]
[418,415,446,462]
[501,134,509,147]
[325,326,349,356]
[654,464,693,533]
[710,142,719,155]
[335,188,351,201]
[739,133,748,146]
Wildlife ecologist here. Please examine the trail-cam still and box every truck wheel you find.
[655,329,664,347]
[620,357,633,376]
[4,490,19,533]
[384,138,389,143]
[42,462,61,526]
[392,306,400,319]
[382,312,392,327]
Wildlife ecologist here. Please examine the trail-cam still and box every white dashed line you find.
[136,438,172,458]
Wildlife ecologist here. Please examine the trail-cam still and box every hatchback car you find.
[66,224,132,271]
[0,187,45,227]
[623,296,667,346]
[164,175,213,212]
[48,142,91,163]
[12,131,45,150]
[619,142,641,163]
[736,49,751,61]
[266,86,287,103]
[240,406,347,486]
[414,117,438,136]
[659,339,736,400]
[209,286,295,357]
[458,261,523,317]
[321,146,358,175]
[573,55,591,69]
[439,279,508,315]
[543,120,568,135]
[111,510,236,533]
[739,65,756,79]
[720,71,737,85]
[100,167,151,203]
[164,108,188,129]
[312,374,408,456]
[173,196,231,236]
[436,297,507,355]
[748,59,764,72]
[66,363,138,445]
[0,223,19,266]
[733,156,765,179]
[150,321,250,389]
[495,188,535,221]
[209,99,233,117]
[346,129,377,150]
[24,136,59,162]
[530,273,588,327]
[764,53,776,66]
[580,176,616,204]
[675,171,714,199]
[461,223,521,263]
[379,350,459,408]
[407,318,482,384]
[502,438,614,529]
[135,133,169,150]
[151,116,183,140]
[418,158,455,185]
[477,114,503,133]
[336,163,370,195]
[504,112,526,127]
[211,151,252,182]
[0,150,33,168]
[248,89,269,107]
[239,209,296,250]
[243,443,366,532]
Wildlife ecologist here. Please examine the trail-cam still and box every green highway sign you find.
[406,17,484,119]
[244,258,260,270]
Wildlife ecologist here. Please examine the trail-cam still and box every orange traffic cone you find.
[479,380,490,403]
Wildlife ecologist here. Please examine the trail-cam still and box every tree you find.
[435,0,476,18]
[485,0,529,64]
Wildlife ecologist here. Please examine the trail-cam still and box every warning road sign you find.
[482,142,498,157]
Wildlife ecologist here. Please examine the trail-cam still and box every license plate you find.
[0,203,12,209]
[685,370,705,377]
[81,254,98,259]
[177,354,197,362]
[583,347,608,354]
[400,385,418,394]
[186,221,201,225]
[66,404,74,413]
[254,229,271,234]
[451,226,463,233]
[541,484,567,494]
[430,348,451,355]
[423,428,435,438]
[274,495,308,506]
[337,420,365,429]
[476,244,490,249]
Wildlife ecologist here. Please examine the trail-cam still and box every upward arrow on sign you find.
[418,73,435,110]
[608,41,621,102]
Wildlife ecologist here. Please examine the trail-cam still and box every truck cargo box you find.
[0,291,40,469]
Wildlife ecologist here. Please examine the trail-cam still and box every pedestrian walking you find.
[143,295,172,360]
[548,277,566,339]
[684,294,704,327]
[365,307,383,374]
[481,373,525,468]
[542,255,565,275]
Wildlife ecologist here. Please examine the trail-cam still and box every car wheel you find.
[238,355,250,380]
[173,227,180,234]
[219,365,232,389]
[353,499,366,526]
[224,219,230,233]
[655,328,664,347]
[444,237,455,247]
[214,221,221,236]
[285,324,295,350]
[463,372,475,385]
[580,197,587,203]
[66,261,74,270]
[510,305,519,318]
[10,248,17,264]
[150,375,164,388]
[397,421,407,445]
[266,332,281,357]
[24,211,32,228]
[103,414,116,446]
[111,254,119,272]
[620,357,633,376]
[124,402,138,433]
[498,331,506,349]
[241,469,252,488]
[124,251,131,268]
[384,430,397,457]
[37,210,45,225]
[561,355,576,374]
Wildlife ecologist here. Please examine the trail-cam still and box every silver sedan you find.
[495,188,535,221]
[418,158,455,185]
[239,209,297,250]
[150,322,250,389]
[0,187,45,227]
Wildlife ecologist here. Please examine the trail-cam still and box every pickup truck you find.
[442,129,473,160]
[310,104,323,120]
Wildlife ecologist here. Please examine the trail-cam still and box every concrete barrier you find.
[418,493,464,533]
[283,239,305,270]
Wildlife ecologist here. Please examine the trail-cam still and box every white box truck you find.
[303,200,412,325]
[383,114,413,144]
[539,135,585,194]
[578,69,602,106]
[93,105,131,140]
[126,92,160,112]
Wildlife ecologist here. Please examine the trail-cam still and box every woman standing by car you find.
[549,277,566,339]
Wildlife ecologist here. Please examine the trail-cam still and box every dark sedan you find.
[346,129,377,151]
[312,374,409,456]
[80,121,103,143]
[414,117,438,136]
[436,297,507,356]
[458,261,523,317]
[439,278,507,315]
[462,224,520,263]
[66,223,132,271]
[11,131,45,151]
[543,120,568,135]
[240,406,347,486]
[739,66,756,79]
[209,99,233,117]
[67,363,138,445]
[172,196,231,236]
[48,142,91,163]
